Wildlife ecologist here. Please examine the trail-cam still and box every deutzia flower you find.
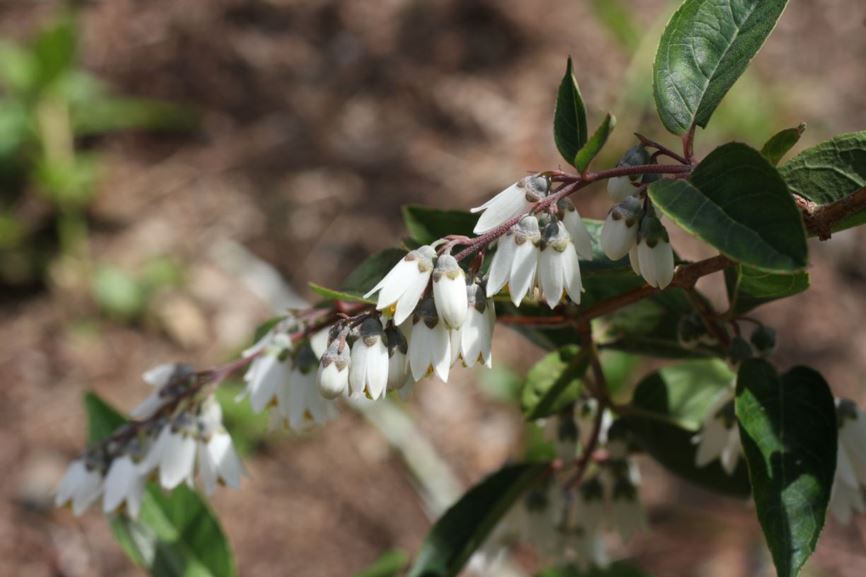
[348,317,390,400]
[55,455,104,515]
[608,476,647,541]
[432,254,469,329]
[486,215,541,306]
[693,386,741,475]
[274,344,337,431]
[385,324,410,392]
[538,220,583,308]
[635,216,675,289]
[131,363,195,420]
[241,332,292,413]
[318,331,351,398]
[558,198,594,260]
[364,245,436,325]
[607,145,649,202]
[452,283,495,369]
[600,196,641,261]
[407,297,452,382]
[139,419,198,490]
[829,399,866,524]
[471,174,549,234]
[196,399,245,496]
[102,455,146,517]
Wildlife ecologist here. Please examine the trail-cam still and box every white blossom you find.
[693,386,741,475]
[55,457,103,516]
[559,198,594,260]
[538,221,583,308]
[197,430,245,496]
[600,196,641,261]
[432,254,469,329]
[453,284,495,369]
[140,422,197,490]
[636,216,675,289]
[318,334,351,399]
[348,317,390,399]
[131,363,195,420]
[407,298,452,382]
[241,333,292,413]
[471,174,548,234]
[385,324,410,392]
[275,344,337,431]
[607,175,635,202]
[829,399,866,524]
[364,246,436,325]
[486,215,541,306]
[102,455,146,517]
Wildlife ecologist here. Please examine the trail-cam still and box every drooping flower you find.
[558,198,594,260]
[274,344,337,431]
[829,399,866,524]
[348,317,390,400]
[102,455,146,517]
[317,331,351,399]
[600,196,642,261]
[385,324,410,392]
[538,220,584,308]
[139,419,198,490]
[364,246,436,325]
[608,476,647,541]
[452,283,495,368]
[432,254,468,329]
[55,456,104,516]
[607,176,635,202]
[693,386,741,475]
[486,215,541,306]
[607,144,650,202]
[131,363,196,420]
[636,216,675,289]
[471,174,549,234]
[407,298,452,382]
[241,333,292,414]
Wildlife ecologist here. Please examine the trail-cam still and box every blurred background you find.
[1,1,865,576]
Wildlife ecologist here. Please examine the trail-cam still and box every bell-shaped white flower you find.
[131,363,195,420]
[693,386,741,475]
[471,174,549,234]
[600,196,641,261]
[385,325,410,392]
[607,175,635,202]
[451,283,495,368]
[139,422,197,490]
[241,333,292,413]
[829,399,866,524]
[558,198,594,260]
[197,429,245,496]
[274,344,337,431]
[348,317,390,400]
[317,334,351,399]
[628,245,641,276]
[364,246,436,325]
[55,457,104,516]
[432,254,468,329]
[538,221,583,308]
[608,477,647,541]
[487,216,542,303]
[102,455,146,517]
[407,298,452,382]
[636,216,675,289]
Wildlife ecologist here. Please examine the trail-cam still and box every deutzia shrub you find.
[57,1,866,576]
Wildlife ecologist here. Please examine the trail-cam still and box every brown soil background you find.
[2,1,866,576]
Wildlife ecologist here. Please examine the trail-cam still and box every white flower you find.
[139,423,197,490]
[385,325,410,392]
[364,246,436,325]
[102,455,146,517]
[197,430,245,496]
[349,317,390,399]
[600,196,641,261]
[636,216,675,289]
[241,333,292,413]
[453,284,495,369]
[829,399,866,524]
[317,335,351,399]
[471,174,549,234]
[628,245,641,276]
[274,345,337,431]
[407,298,452,382]
[486,215,541,306]
[608,488,647,541]
[432,254,468,329]
[55,457,103,516]
[559,198,594,260]
[538,221,584,308]
[131,363,195,420]
[607,175,635,202]
[693,386,741,475]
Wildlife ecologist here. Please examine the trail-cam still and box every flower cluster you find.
[55,366,244,517]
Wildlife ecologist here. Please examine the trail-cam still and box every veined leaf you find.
[309,282,374,304]
[554,57,588,166]
[649,143,808,272]
[724,265,809,316]
[735,360,836,577]
[653,0,789,134]
[574,113,616,172]
[761,123,806,166]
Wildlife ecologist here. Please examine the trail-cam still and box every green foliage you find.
[521,346,589,420]
[554,58,588,167]
[575,113,616,172]
[85,392,237,577]
[341,248,406,295]
[653,0,789,134]
[308,282,375,305]
[649,143,808,272]
[407,464,548,577]
[403,206,477,246]
[761,124,806,166]
[538,561,652,577]
[735,361,837,577]
[354,550,409,577]
[724,265,809,316]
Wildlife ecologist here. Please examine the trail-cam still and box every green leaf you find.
[553,57,588,166]
[538,561,651,577]
[521,346,589,420]
[653,0,789,134]
[724,264,809,316]
[574,113,616,172]
[91,265,147,320]
[402,205,477,246]
[32,14,77,89]
[649,143,808,272]
[735,360,837,577]
[308,282,374,304]
[779,131,866,232]
[408,463,548,577]
[621,360,751,497]
[85,393,237,577]
[354,550,409,577]
[341,248,405,295]
[72,98,200,136]
[761,123,806,166]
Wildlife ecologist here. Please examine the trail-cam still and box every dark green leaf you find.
[85,393,237,577]
[408,463,548,577]
[779,131,866,232]
[724,265,809,316]
[538,561,651,577]
[521,346,589,420]
[735,360,836,577]
[354,550,409,577]
[341,248,406,295]
[308,282,374,304]
[72,98,200,136]
[32,15,77,89]
[553,57,588,166]
[653,0,789,134]
[574,113,616,172]
[402,205,477,246]
[649,143,808,272]
[761,123,806,166]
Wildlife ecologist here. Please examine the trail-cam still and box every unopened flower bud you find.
[728,336,754,364]
[749,325,777,356]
